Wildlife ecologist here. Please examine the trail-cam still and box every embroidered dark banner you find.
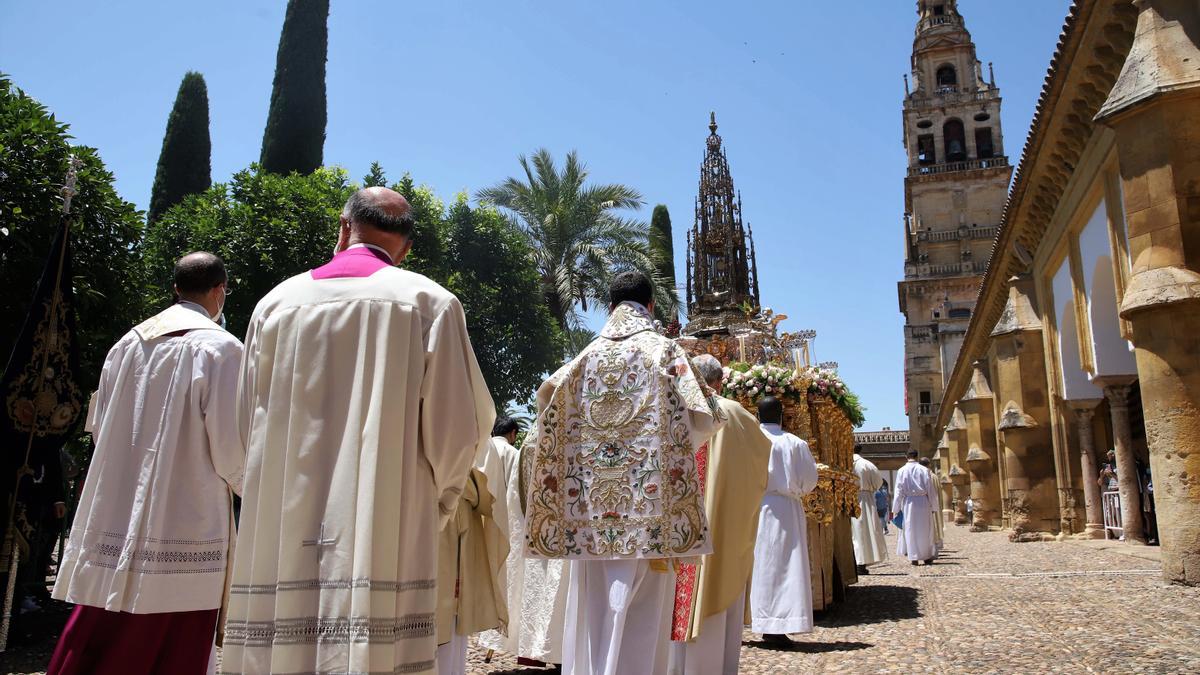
[1,222,82,564]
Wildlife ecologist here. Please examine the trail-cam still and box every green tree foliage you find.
[147,165,563,407]
[147,71,211,224]
[648,204,679,324]
[0,74,145,393]
[442,196,563,406]
[362,161,387,187]
[259,0,328,175]
[478,150,669,351]
[144,166,352,338]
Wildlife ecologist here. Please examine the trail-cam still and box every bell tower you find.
[898,0,1012,457]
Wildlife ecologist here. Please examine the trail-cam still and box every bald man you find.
[222,188,495,675]
[49,252,245,675]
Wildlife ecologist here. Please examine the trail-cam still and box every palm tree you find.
[478,149,678,353]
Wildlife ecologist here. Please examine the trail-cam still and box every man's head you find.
[692,354,724,390]
[337,187,415,263]
[173,251,227,320]
[609,270,655,313]
[492,416,521,444]
[854,443,863,456]
[919,457,931,468]
[1107,449,1116,463]
[757,395,783,425]
[907,449,919,460]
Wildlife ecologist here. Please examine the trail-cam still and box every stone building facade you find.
[934,0,1200,585]
[899,0,1013,460]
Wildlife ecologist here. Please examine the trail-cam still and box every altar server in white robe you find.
[919,457,944,553]
[749,396,819,643]
[522,271,722,675]
[50,252,243,675]
[893,450,937,565]
[850,449,888,572]
[475,418,521,656]
[221,188,494,675]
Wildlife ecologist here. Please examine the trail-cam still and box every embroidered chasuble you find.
[221,259,494,675]
[670,443,707,641]
[522,301,722,561]
[54,302,245,614]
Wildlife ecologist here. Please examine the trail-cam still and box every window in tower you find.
[917,134,936,165]
[936,64,957,89]
[975,127,995,159]
[932,4,946,16]
[943,119,966,162]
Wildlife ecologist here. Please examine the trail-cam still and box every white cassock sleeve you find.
[421,298,497,529]
[793,439,820,497]
[86,342,122,434]
[200,338,247,496]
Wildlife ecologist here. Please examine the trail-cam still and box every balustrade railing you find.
[916,225,999,243]
[908,157,1009,177]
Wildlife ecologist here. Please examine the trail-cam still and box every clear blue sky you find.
[0,0,1072,431]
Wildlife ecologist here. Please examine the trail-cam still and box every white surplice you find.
[563,560,674,675]
[475,437,519,655]
[749,423,818,635]
[893,460,937,562]
[850,454,888,567]
[54,302,245,613]
[221,268,494,675]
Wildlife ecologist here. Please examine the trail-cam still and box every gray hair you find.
[342,189,414,236]
[692,354,724,386]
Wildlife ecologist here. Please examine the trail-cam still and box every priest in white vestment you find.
[474,418,520,657]
[221,188,495,675]
[893,451,937,565]
[850,449,888,571]
[749,396,819,643]
[522,271,722,675]
[50,253,244,675]
[668,355,771,675]
[920,457,945,552]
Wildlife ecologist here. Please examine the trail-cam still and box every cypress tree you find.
[259,0,329,175]
[362,161,387,187]
[649,204,678,323]
[148,72,211,224]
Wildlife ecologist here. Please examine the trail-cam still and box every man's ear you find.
[394,238,414,264]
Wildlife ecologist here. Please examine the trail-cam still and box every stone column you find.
[949,466,969,525]
[961,361,1002,530]
[1095,378,1146,545]
[1095,0,1200,585]
[935,433,954,523]
[990,276,1060,540]
[1067,400,1106,539]
[945,408,969,525]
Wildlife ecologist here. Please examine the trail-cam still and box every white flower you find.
[765,386,773,393]
[749,386,759,396]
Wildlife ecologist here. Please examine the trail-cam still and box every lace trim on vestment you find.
[230,578,436,594]
[221,662,436,675]
[222,613,436,646]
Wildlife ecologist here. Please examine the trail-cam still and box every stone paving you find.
[4,525,1198,673]
[467,525,1200,674]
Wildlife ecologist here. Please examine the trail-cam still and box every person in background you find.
[893,450,937,566]
[1098,449,1119,492]
[876,480,890,534]
[850,447,888,575]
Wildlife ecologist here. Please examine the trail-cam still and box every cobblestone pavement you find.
[5,525,1198,673]
[468,525,1200,674]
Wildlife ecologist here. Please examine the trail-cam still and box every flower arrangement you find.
[722,362,803,402]
[801,366,866,427]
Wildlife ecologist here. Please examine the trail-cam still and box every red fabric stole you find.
[671,442,709,641]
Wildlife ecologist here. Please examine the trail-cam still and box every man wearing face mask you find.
[47,252,245,675]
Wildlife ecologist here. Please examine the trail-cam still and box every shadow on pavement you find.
[746,639,873,653]
[817,584,921,626]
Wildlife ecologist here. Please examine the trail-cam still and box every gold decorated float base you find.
[708,358,861,612]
